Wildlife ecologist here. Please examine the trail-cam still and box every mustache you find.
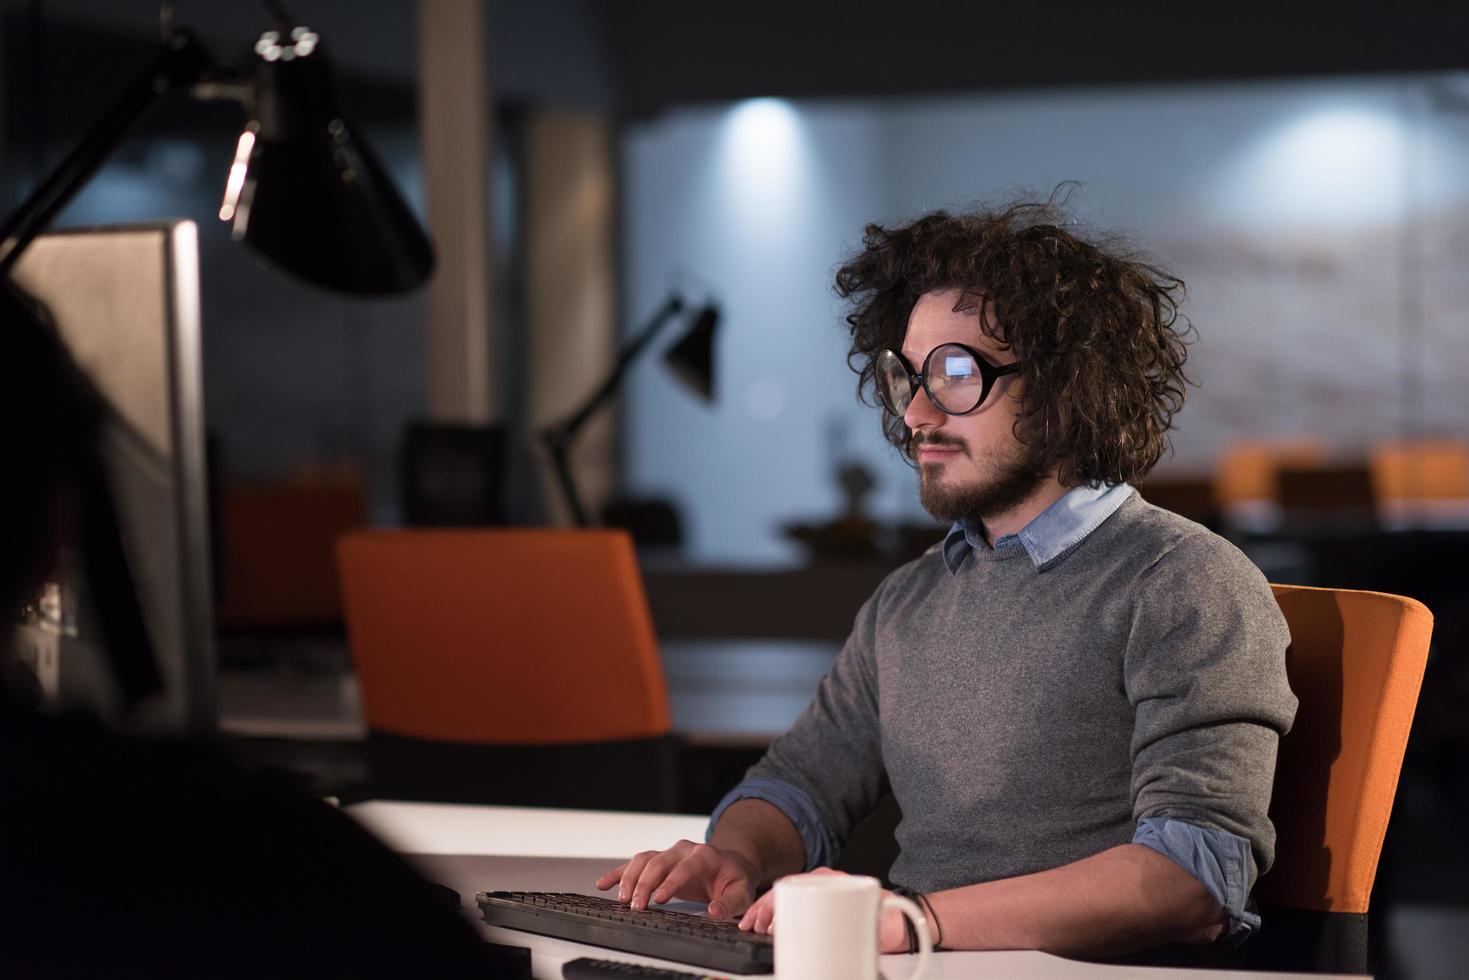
[909,433,969,457]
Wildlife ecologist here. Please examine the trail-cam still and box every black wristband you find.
[916,892,943,950]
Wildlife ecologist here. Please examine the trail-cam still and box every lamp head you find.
[664,303,719,402]
[219,26,433,295]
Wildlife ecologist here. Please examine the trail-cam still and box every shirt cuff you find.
[707,776,841,871]
[1132,817,1260,939]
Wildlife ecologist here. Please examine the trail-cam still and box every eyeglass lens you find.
[876,349,914,415]
[876,344,987,416]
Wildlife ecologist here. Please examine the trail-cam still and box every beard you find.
[914,433,1050,525]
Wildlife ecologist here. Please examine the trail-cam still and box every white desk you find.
[348,800,708,857]
[345,801,1363,980]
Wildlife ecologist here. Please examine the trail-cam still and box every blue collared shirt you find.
[940,480,1134,574]
[711,481,1261,939]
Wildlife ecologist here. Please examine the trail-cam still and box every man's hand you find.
[736,868,909,953]
[596,840,760,919]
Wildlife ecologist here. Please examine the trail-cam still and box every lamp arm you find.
[543,434,590,527]
[539,292,686,526]
[547,293,685,440]
[0,29,216,277]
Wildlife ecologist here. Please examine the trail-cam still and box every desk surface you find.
[348,800,709,857]
[345,801,1364,980]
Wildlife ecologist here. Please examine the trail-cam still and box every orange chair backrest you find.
[1214,439,1325,508]
[1370,440,1469,502]
[217,475,367,628]
[337,529,671,745]
[1262,585,1432,913]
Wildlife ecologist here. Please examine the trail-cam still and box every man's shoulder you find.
[1107,493,1248,564]
[1104,495,1275,601]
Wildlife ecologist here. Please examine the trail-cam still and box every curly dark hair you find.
[834,196,1194,487]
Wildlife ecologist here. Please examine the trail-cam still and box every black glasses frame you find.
[876,344,1020,417]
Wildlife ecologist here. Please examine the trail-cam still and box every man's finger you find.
[616,852,657,903]
[651,857,710,906]
[738,891,773,931]
[595,862,629,890]
[710,877,754,920]
[752,897,777,935]
[630,848,688,910]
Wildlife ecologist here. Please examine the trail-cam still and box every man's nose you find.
[903,385,943,431]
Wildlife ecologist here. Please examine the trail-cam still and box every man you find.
[597,200,1298,959]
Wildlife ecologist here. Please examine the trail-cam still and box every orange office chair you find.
[336,528,678,811]
[1370,439,1469,526]
[216,471,367,629]
[1248,584,1434,973]
[1214,438,1326,514]
[1370,439,1469,502]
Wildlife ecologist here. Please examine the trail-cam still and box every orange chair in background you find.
[336,528,678,811]
[216,470,367,629]
[1213,438,1325,526]
[1370,439,1469,525]
[1250,585,1433,973]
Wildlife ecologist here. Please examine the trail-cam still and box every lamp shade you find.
[220,27,433,295]
[664,303,719,402]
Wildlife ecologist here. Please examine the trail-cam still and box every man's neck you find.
[978,473,1070,546]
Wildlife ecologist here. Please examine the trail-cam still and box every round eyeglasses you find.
[874,344,1020,417]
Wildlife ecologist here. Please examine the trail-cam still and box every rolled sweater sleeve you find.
[1124,532,1297,886]
[732,584,890,865]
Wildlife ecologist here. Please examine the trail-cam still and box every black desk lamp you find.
[541,295,719,526]
[0,9,432,293]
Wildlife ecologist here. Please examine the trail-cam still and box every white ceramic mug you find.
[772,873,931,980]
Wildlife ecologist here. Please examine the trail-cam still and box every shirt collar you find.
[941,482,1133,574]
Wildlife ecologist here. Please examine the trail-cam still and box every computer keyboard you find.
[475,891,773,975]
[562,958,731,979]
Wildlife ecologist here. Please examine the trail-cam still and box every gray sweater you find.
[747,492,1297,893]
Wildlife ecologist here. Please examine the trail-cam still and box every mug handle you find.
[880,894,932,980]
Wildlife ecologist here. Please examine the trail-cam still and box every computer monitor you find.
[9,221,214,732]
